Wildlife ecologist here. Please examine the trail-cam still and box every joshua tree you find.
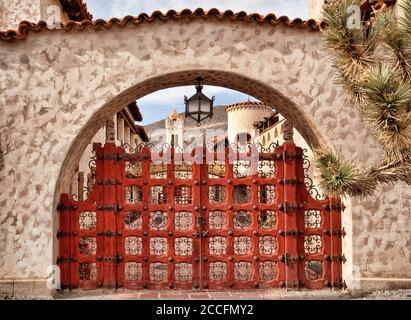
[315,0,411,197]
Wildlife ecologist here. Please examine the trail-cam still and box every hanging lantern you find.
[184,77,215,126]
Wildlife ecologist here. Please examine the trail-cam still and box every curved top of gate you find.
[0,8,324,42]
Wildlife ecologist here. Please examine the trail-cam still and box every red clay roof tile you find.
[0,8,324,42]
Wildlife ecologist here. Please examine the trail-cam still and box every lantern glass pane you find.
[188,100,198,114]
[200,99,210,113]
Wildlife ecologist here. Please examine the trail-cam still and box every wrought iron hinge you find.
[97,204,123,212]
[97,255,123,263]
[330,229,346,237]
[281,151,303,161]
[57,204,78,212]
[278,253,303,265]
[98,154,119,161]
[278,178,302,185]
[118,154,149,161]
[278,203,303,212]
[278,229,304,236]
[56,256,77,265]
[322,204,342,211]
[96,179,122,185]
[324,254,346,263]
[97,231,122,237]
[56,231,78,238]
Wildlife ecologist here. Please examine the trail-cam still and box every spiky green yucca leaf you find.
[321,0,379,104]
[362,65,411,160]
[315,0,411,198]
[314,150,375,198]
[399,0,411,36]
[376,7,411,80]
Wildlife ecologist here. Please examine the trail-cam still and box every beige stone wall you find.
[0,18,409,296]
[0,0,69,31]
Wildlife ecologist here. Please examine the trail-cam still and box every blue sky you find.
[85,1,309,125]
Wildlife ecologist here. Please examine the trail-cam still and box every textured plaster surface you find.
[0,15,409,292]
[0,0,68,31]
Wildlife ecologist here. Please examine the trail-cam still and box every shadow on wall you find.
[0,140,4,172]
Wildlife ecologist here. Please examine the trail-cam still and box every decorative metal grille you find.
[174,161,193,179]
[79,237,97,255]
[304,210,322,229]
[209,262,227,281]
[259,261,276,281]
[208,161,226,178]
[150,161,167,179]
[125,236,143,256]
[304,260,323,281]
[150,237,168,256]
[234,261,252,281]
[149,263,168,281]
[304,235,322,254]
[258,185,276,204]
[125,161,142,178]
[208,236,227,255]
[150,186,167,204]
[258,210,276,229]
[174,211,193,231]
[174,237,193,256]
[125,262,143,281]
[125,185,143,205]
[208,185,227,204]
[258,160,276,179]
[234,236,252,255]
[79,262,97,281]
[79,211,96,230]
[174,186,192,205]
[233,160,251,178]
[149,211,167,230]
[233,185,251,204]
[208,211,227,230]
[259,236,276,255]
[124,211,142,230]
[233,211,252,230]
[174,263,193,282]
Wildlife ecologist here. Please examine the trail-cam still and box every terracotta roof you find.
[0,8,324,42]
[225,101,272,111]
[135,125,149,142]
[127,101,143,122]
[59,0,92,21]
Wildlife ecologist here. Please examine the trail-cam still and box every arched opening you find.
[53,69,337,291]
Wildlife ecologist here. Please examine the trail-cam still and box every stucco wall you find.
[0,17,409,296]
[0,0,68,31]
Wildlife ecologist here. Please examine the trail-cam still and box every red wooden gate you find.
[57,140,344,290]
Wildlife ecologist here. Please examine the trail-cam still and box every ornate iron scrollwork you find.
[302,148,327,201]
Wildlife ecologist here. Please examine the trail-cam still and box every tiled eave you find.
[0,8,324,42]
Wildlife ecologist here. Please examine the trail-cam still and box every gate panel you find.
[58,138,343,291]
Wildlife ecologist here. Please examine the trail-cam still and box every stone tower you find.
[165,109,184,147]
[225,101,273,144]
